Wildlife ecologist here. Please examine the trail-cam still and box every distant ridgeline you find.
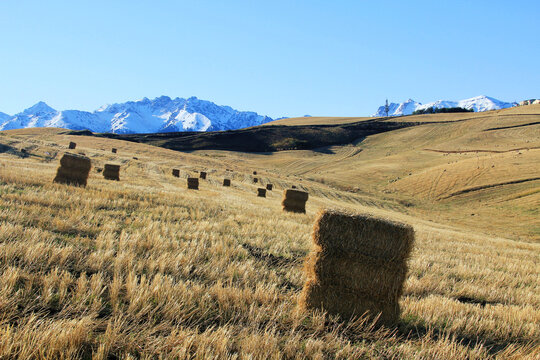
[412,107,474,115]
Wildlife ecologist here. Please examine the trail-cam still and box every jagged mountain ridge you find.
[373,95,517,117]
[0,96,273,133]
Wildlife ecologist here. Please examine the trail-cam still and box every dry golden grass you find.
[0,108,539,359]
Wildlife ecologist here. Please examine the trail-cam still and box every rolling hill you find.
[0,104,538,358]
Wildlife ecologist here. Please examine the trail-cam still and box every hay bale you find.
[68,142,76,149]
[266,184,273,191]
[253,177,258,183]
[200,171,207,179]
[112,148,117,153]
[53,152,91,187]
[223,178,231,187]
[103,164,120,181]
[172,169,180,177]
[282,189,309,213]
[187,177,199,190]
[299,209,415,327]
[257,188,266,197]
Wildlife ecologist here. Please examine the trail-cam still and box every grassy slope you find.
[0,106,539,359]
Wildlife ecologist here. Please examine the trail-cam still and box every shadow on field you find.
[397,313,530,356]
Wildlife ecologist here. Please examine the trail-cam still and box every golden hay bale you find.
[68,142,76,149]
[187,177,199,190]
[253,177,258,183]
[312,210,414,261]
[282,189,309,213]
[266,184,273,191]
[112,148,117,153]
[53,153,91,187]
[299,209,415,327]
[257,188,266,197]
[299,279,399,326]
[200,171,207,179]
[223,178,231,186]
[103,164,120,181]
[303,252,408,301]
[172,169,180,177]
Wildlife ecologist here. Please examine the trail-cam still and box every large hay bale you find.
[282,189,309,213]
[223,178,231,187]
[103,164,120,181]
[112,148,117,153]
[172,169,180,177]
[200,171,207,179]
[299,209,415,327]
[266,184,273,191]
[187,177,199,190]
[53,153,91,187]
[68,142,76,149]
[257,188,266,197]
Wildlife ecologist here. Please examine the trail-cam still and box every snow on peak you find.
[0,96,274,133]
[21,101,57,115]
[373,96,516,116]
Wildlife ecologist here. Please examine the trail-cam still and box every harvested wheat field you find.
[0,106,539,359]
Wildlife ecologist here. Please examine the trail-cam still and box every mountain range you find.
[373,95,516,117]
[0,96,273,134]
[0,95,520,134]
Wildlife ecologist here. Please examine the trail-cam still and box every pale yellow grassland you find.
[0,106,539,359]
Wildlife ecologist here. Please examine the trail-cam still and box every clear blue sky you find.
[1,1,538,118]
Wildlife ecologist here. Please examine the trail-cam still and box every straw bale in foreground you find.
[299,209,415,327]
[53,153,91,187]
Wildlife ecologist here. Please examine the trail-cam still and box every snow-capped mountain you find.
[0,96,274,133]
[373,96,517,117]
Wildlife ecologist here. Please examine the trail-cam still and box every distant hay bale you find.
[103,164,120,181]
[223,178,231,187]
[266,184,273,191]
[53,152,91,187]
[112,148,117,153]
[172,169,180,177]
[253,177,258,183]
[187,177,199,190]
[68,142,76,149]
[298,209,415,327]
[257,188,266,197]
[282,189,309,213]
[200,171,207,179]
